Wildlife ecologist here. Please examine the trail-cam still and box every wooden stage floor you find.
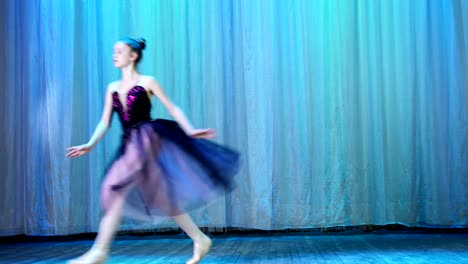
[0,232,467,263]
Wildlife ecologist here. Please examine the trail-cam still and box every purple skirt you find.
[101,119,240,220]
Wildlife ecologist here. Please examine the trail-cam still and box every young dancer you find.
[66,37,240,264]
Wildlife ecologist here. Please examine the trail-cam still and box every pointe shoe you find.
[186,236,212,264]
[67,245,108,264]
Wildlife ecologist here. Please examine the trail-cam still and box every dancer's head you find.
[113,37,146,68]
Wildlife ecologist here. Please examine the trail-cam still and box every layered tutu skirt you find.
[101,119,240,220]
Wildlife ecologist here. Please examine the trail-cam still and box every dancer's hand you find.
[190,129,216,139]
[66,144,93,158]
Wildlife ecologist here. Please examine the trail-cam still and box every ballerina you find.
[66,37,240,264]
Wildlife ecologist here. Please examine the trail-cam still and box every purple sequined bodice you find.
[112,86,151,129]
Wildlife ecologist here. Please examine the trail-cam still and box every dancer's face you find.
[112,42,138,68]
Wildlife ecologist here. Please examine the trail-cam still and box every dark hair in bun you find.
[135,38,146,50]
[121,37,146,64]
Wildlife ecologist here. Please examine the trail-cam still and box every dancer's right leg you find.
[67,195,125,264]
[68,131,145,264]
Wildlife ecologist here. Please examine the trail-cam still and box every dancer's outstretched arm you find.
[66,83,115,158]
[147,77,216,139]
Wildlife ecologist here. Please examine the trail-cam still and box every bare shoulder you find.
[140,75,162,93]
[107,80,120,93]
[141,75,160,85]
